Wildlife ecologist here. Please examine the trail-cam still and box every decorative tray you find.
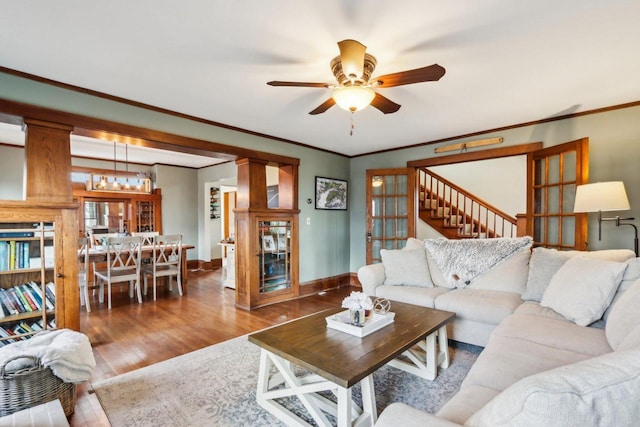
[326,310,395,337]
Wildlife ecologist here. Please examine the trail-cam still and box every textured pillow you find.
[606,278,640,350]
[523,248,635,302]
[540,256,627,326]
[465,347,640,427]
[380,248,433,287]
[522,247,571,301]
[469,247,531,294]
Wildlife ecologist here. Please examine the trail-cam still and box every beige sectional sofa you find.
[357,237,640,426]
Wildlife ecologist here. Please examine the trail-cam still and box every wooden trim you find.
[0,66,347,158]
[408,142,543,168]
[349,272,362,288]
[298,273,352,297]
[0,97,300,166]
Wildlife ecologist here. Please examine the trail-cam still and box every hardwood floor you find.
[69,269,355,426]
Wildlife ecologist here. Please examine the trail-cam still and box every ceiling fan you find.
[267,39,446,115]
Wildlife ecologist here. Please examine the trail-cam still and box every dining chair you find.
[131,231,159,246]
[94,236,143,309]
[77,237,91,312]
[142,234,183,301]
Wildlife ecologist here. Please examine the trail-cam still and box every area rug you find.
[93,335,481,426]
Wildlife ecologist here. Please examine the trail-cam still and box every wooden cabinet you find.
[235,209,299,310]
[73,187,162,236]
[0,200,79,343]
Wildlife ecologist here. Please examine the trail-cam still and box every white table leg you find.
[386,325,450,380]
[256,349,375,427]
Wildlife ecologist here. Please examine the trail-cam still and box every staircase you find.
[418,168,517,239]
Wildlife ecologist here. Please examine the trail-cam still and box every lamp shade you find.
[573,181,630,213]
[332,86,375,112]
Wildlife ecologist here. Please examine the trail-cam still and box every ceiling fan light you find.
[332,86,375,112]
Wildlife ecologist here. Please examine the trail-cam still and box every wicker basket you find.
[0,355,76,417]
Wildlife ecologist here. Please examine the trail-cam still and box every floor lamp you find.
[573,181,638,256]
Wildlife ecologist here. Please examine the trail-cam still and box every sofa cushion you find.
[604,257,640,320]
[380,248,433,287]
[492,311,612,357]
[376,403,462,427]
[513,301,567,320]
[435,289,522,325]
[606,278,640,350]
[461,334,596,393]
[619,324,640,351]
[522,247,635,302]
[424,237,532,289]
[375,285,449,309]
[465,347,640,427]
[467,247,531,294]
[436,385,500,425]
[540,256,627,326]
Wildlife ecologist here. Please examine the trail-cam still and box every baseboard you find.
[299,273,356,296]
[192,259,222,270]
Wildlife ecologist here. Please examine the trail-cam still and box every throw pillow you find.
[523,247,636,302]
[465,347,640,427]
[522,247,572,301]
[403,237,424,250]
[605,278,640,350]
[540,256,627,326]
[469,247,531,294]
[380,248,433,287]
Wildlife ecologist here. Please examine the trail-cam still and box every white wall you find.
[0,145,24,200]
[153,164,199,261]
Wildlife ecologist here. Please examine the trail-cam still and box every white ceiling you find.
[0,1,639,159]
[0,122,225,168]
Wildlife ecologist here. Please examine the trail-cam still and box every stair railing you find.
[418,167,518,238]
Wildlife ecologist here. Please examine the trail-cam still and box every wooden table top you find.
[248,301,455,388]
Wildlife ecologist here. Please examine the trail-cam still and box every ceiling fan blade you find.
[267,81,330,88]
[308,98,336,115]
[370,93,401,114]
[337,39,366,79]
[372,64,446,88]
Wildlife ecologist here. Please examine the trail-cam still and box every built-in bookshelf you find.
[0,201,79,344]
[210,187,220,219]
[0,222,57,346]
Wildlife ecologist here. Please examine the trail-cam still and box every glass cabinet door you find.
[258,220,291,294]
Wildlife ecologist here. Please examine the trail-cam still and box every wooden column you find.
[23,118,74,202]
[235,158,268,209]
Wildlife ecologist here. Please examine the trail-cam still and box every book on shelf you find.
[13,286,33,312]
[8,241,16,270]
[20,284,40,311]
[0,289,19,315]
[45,282,56,306]
[26,282,44,310]
[7,287,27,313]
[0,241,7,270]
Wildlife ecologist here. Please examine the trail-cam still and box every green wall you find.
[349,104,640,271]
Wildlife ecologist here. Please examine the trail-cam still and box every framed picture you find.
[315,176,348,210]
[262,235,276,252]
[277,235,288,252]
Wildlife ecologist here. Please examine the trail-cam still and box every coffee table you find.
[248,301,455,427]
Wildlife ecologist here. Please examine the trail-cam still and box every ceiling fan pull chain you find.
[350,111,355,136]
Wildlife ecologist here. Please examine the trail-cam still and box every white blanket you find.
[424,237,533,288]
[0,329,95,383]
